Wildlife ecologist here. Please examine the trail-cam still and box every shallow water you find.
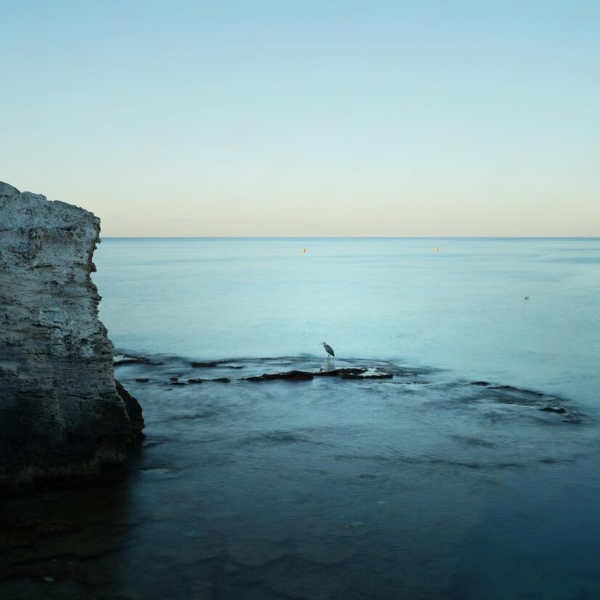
[1,238,600,599]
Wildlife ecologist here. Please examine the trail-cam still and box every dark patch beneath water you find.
[450,435,496,448]
[240,431,314,446]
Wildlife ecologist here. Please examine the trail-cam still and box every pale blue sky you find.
[1,1,599,236]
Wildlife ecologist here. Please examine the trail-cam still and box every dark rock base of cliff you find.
[0,382,144,495]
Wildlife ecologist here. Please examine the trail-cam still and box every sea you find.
[2,237,600,599]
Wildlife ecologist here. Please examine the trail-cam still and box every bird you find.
[320,342,335,357]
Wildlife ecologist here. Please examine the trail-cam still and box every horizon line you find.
[99,235,600,240]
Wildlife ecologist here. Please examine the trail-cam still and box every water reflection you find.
[0,474,134,598]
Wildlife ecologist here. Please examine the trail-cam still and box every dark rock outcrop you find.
[246,370,315,382]
[244,367,393,382]
[317,367,393,379]
[540,406,567,414]
[315,368,367,377]
[0,182,144,491]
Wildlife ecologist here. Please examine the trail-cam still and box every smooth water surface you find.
[1,238,599,599]
[96,238,600,407]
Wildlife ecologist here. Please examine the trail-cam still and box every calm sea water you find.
[96,238,600,408]
[2,238,600,599]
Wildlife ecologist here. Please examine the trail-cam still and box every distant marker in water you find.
[303,248,306,253]
[435,247,439,252]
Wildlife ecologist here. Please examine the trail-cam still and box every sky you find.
[1,0,599,237]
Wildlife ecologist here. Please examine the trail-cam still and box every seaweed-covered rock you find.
[316,368,367,377]
[246,370,315,382]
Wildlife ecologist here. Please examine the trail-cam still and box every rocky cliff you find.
[0,182,143,491]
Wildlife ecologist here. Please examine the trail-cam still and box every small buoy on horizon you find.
[435,247,439,252]
[302,248,306,253]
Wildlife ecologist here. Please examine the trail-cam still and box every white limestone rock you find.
[0,182,143,490]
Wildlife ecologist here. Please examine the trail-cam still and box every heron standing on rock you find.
[321,342,335,357]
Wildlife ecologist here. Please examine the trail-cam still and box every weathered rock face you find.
[0,182,143,491]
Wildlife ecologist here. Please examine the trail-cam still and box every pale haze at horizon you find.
[1,1,599,237]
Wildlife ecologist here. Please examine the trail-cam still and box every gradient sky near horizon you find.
[1,1,599,237]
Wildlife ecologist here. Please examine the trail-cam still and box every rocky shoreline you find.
[0,182,144,493]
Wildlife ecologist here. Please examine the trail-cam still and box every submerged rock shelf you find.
[116,357,397,383]
[113,353,582,424]
[245,368,395,381]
